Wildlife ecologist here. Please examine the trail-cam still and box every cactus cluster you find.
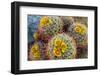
[28,15,88,60]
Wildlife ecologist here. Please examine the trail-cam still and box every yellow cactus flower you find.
[53,37,68,55]
[74,23,86,35]
[33,32,38,40]
[53,47,61,57]
[33,51,40,59]
[31,43,40,59]
[54,37,62,47]
[40,16,49,26]
[40,16,53,27]
[80,28,86,35]
[48,19,53,25]
[31,43,39,54]
[74,26,81,33]
[61,42,67,53]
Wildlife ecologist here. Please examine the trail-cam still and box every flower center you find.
[74,25,86,35]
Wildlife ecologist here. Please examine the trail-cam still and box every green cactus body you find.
[47,33,77,59]
[38,16,63,42]
[68,22,87,46]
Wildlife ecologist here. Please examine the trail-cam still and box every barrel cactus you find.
[68,22,87,46]
[47,33,77,59]
[37,16,63,43]
[61,16,74,33]
[29,41,49,60]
